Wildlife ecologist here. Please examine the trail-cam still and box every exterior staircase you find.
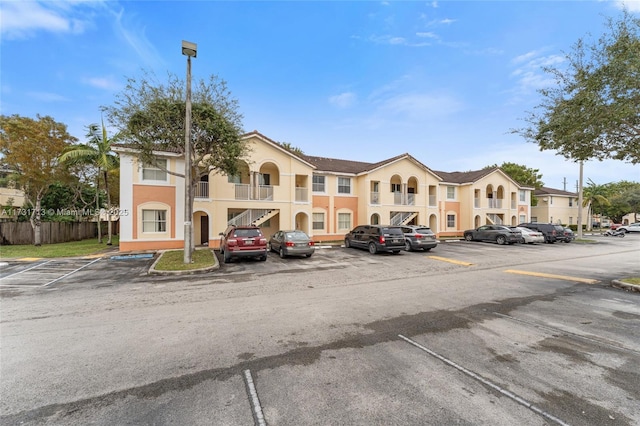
[227,209,279,227]
[390,211,418,226]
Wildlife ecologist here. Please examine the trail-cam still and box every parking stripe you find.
[243,369,267,426]
[398,334,570,426]
[427,256,474,266]
[43,258,102,287]
[504,269,599,284]
[0,260,53,280]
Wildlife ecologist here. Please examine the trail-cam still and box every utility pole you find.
[182,40,197,264]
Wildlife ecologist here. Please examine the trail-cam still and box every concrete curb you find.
[148,249,220,275]
[611,279,640,293]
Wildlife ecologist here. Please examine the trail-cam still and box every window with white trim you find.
[312,212,325,230]
[312,175,325,192]
[519,190,526,202]
[338,212,351,230]
[338,177,351,194]
[447,214,455,228]
[142,209,167,232]
[519,214,526,223]
[142,159,167,181]
[446,186,456,200]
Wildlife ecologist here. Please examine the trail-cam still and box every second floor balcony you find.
[394,192,415,206]
[487,198,503,208]
[235,184,273,201]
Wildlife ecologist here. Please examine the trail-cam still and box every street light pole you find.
[182,40,197,264]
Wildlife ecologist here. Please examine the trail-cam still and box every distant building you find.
[531,187,588,226]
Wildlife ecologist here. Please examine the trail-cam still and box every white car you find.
[619,222,640,233]
[513,226,545,244]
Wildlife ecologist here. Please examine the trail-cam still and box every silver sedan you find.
[269,230,315,258]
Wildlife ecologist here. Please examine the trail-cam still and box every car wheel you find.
[260,255,267,261]
[344,238,351,248]
[404,240,412,251]
[465,234,473,242]
[368,242,378,254]
[392,250,400,254]
[305,253,313,258]
[279,247,285,258]
[496,235,506,245]
[223,249,231,264]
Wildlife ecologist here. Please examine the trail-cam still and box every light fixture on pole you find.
[182,40,197,264]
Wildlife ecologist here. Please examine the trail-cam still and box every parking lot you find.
[1,235,639,425]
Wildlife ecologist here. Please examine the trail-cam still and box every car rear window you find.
[415,228,434,234]
[285,231,308,240]
[234,228,262,238]
[382,227,403,235]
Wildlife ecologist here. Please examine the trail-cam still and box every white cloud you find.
[83,76,120,91]
[509,51,565,96]
[377,92,463,119]
[614,1,640,12]
[27,91,71,102]
[329,92,357,108]
[0,1,97,39]
[416,31,438,39]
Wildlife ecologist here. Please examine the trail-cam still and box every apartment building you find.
[114,131,533,251]
[531,187,588,226]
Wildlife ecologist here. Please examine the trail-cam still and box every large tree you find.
[516,10,640,163]
[0,115,76,245]
[103,71,246,260]
[582,179,611,231]
[486,162,544,205]
[60,120,120,245]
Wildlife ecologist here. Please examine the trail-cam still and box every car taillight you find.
[259,238,267,244]
[308,241,315,246]
[285,241,295,247]
[379,236,385,243]
[414,233,423,239]
[227,239,237,247]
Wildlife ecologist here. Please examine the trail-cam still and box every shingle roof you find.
[535,186,577,197]
[432,167,498,184]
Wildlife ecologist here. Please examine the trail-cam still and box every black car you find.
[518,223,564,243]
[401,225,438,251]
[344,225,405,254]
[463,225,521,245]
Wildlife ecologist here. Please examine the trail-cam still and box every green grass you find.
[153,249,216,271]
[0,236,119,259]
[621,277,640,285]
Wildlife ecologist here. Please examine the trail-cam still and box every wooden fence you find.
[0,221,117,245]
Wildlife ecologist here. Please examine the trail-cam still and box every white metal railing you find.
[295,187,308,202]
[390,211,413,225]
[487,198,503,208]
[487,214,503,224]
[394,192,403,205]
[393,192,415,205]
[429,194,436,207]
[228,209,271,227]
[371,191,380,204]
[195,181,209,198]
[257,185,273,200]
[474,198,480,208]
[511,200,516,209]
[235,184,250,200]
[407,193,415,205]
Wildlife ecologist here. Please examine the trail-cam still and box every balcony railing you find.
[195,181,209,198]
[233,184,273,201]
[370,191,380,205]
[487,198,503,208]
[257,185,273,200]
[429,194,436,207]
[295,187,308,202]
[235,184,250,200]
[394,192,415,206]
[474,198,480,208]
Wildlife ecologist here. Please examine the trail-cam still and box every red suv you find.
[219,225,268,263]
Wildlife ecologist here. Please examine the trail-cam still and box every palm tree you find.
[582,179,611,231]
[60,119,119,245]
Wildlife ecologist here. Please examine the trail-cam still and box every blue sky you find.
[1,0,639,191]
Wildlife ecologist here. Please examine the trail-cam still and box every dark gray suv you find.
[401,225,438,251]
[518,223,564,243]
[344,225,405,254]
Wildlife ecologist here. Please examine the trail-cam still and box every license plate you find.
[244,239,254,245]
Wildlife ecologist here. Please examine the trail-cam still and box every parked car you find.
[463,225,521,245]
[562,227,575,243]
[511,226,544,244]
[344,225,405,254]
[269,230,315,258]
[517,223,564,243]
[400,225,438,251]
[219,225,268,263]
[619,222,640,233]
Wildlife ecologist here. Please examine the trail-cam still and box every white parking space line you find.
[243,369,267,426]
[398,334,570,426]
[43,257,102,287]
[0,260,53,281]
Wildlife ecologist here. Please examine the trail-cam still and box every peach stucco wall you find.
[133,185,177,239]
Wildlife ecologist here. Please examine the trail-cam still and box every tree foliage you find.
[515,11,640,163]
[488,162,544,188]
[104,71,246,182]
[0,114,77,245]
